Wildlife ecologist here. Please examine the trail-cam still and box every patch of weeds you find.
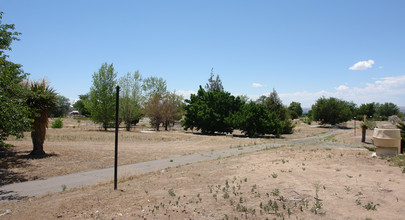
[386,155,405,171]
[344,186,352,192]
[169,159,173,162]
[271,173,278,178]
[363,202,379,211]
[356,199,362,205]
[272,188,280,196]
[363,146,375,152]
[168,188,176,197]
[336,168,342,172]
[61,184,67,191]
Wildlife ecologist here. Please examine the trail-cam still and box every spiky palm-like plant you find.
[26,79,57,155]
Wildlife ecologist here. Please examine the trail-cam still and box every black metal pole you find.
[114,86,120,190]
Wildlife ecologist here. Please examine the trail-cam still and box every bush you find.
[51,118,63,128]
[311,97,355,125]
[236,102,282,138]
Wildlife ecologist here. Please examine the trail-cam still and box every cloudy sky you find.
[2,0,405,107]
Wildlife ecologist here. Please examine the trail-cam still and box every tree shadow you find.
[0,145,58,187]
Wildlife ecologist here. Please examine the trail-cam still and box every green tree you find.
[142,76,167,99]
[311,97,355,125]
[256,95,267,105]
[288,101,303,119]
[86,63,117,131]
[119,71,143,131]
[0,12,31,145]
[26,79,57,155]
[205,68,224,92]
[265,89,288,121]
[356,102,377,119]
[49,95,70,117]
[236,102,281,138]
[73,93,91,116]
[264,89,295,133]
[376,102,400,120]
[182,86,243,134]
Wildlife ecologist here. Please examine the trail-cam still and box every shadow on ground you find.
[0,145,57,186]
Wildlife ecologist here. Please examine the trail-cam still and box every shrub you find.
[51,118,63,128]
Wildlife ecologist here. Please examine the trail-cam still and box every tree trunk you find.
[361,127,366,143]
[165,120,169,131]
[30,111,48,155]
[126,123,130,131]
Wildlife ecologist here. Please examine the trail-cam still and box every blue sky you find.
[2,0,405,107]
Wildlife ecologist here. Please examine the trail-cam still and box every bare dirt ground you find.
[1,118,404,219]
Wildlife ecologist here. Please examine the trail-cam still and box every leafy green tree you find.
[265,89,288,121]
[236,102,281,138]
[119,71,143,131]
[0,12,31,145]
[73,93,91,116]
[86,63,117,131]
[288,101,303,119]
[311,97,355,125]
[256,95,267,105]
[376,102,400,120]
[205,68,224,92]
[182,86,243,134]
[142,76,167,99]
[356,102,377,119]
[49,95,70,117]
[264,89,295,133]
[26,79,57,155]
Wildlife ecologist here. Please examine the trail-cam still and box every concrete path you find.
[0,129,357,202]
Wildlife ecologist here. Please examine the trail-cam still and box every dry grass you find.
[2,145,404,219]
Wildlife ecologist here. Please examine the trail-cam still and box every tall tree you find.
[73,93,91,116]
[236,102,282,138]
[376,102,400,120]
[182,86,242,134]
[145,93,164,131]
[142,76,167,99]
[288,101,303,119]
[0,11,31,145]
[356,102,377,119]
[25,79,57,155]
[205,68,224,92]
[86,63,117,131]
[119,71,143,131]
[265,89,287,121]
[161,92,184,130]
[49,95,70,118]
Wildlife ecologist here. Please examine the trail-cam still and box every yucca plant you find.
[25,79,57,155]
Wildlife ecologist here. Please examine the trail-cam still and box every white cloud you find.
[252,83,263,88]
[278,75,405,107]
[336,85,349,91]
[175,90,195,99]
[349,59,375,70]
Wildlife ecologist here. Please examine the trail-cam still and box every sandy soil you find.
[1,118,404,219]
[1,145,404,219]
[2,118,335,183]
